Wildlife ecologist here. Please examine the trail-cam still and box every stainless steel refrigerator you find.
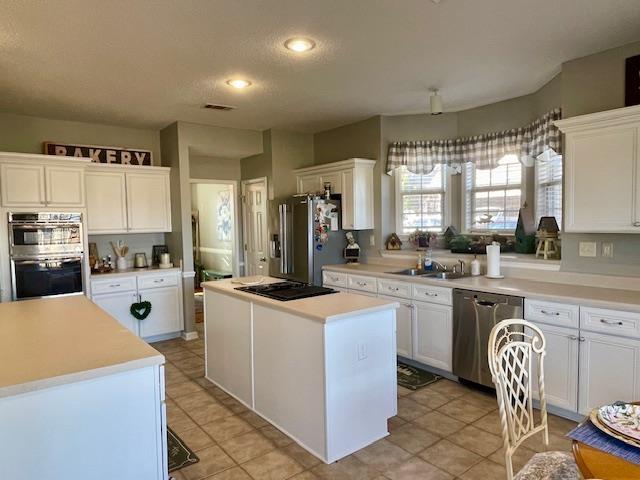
[269,195,351,285]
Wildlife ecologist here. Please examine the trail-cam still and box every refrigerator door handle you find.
[279,204,285,274]
[279,204,290,274]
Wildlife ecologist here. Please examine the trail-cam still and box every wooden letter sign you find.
[44,142,153,165]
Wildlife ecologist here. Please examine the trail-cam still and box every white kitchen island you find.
[203,277,399,464]
[0,296,167,480]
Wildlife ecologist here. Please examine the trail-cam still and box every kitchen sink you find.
[389,268,425,276]
[422,271,467,280]
[389,269,468,280]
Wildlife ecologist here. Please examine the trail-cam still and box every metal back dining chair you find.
[488,319,580,480]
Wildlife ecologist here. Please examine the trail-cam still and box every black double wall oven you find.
[8,212,85,300]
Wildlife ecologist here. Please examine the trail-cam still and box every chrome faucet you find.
[457,259,466,275]
[431,260,448,272]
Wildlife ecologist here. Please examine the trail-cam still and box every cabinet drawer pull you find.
[568,335,579,341]
[540,310,560,316]
[109,284,121,288]
[388,286,399,291]
[331,276,340,282]
[600,318,623,326]
[634,221,640,227]
[424,292,438,297]
[356,281,367,286]
[154,279,165,283]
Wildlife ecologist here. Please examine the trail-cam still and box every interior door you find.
[242,180,269,276]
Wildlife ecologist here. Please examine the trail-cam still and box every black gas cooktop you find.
[235,281,337,301]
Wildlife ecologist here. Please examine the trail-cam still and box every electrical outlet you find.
[579,242,597,257]
[357,341,368,361]
[369,234,375,247]
[602,242,614,258]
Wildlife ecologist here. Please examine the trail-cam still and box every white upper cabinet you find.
[556,105,640,233]
[86,171,128,233]
[126,171,171,233]
[46,166,86,207]
[0,163,46,207]
[0,153,89,208]
[294,158,375,230]
[298,174,322,195]
[85,165,171,234]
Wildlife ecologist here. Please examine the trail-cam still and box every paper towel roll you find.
[486,242,501,278]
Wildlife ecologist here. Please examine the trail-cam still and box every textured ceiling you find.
[1,0,640,133]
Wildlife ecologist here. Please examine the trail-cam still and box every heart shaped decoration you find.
[130,301,152,320]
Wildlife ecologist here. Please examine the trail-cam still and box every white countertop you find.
[0,296,164,398]
[203,277,399,323]
[90,266,181,279]
[324,263,640,312]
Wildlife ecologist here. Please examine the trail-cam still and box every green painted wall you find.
[562,40,640,118]
[559,40,640,276]
[0,112,161,164]
[190,155,241,181]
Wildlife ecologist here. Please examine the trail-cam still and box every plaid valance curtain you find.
[386,108,562,174]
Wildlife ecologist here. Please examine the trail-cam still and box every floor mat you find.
[397,361,441,390]
[168,427,199,472]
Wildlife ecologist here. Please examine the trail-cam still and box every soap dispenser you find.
[471,255,481,276]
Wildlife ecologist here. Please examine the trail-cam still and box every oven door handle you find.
[12,257,83,265]
[9,224,81,229]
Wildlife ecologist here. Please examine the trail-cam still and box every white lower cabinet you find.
[138,285,182,338]
[379,294,413,358]
[205,291,253,407]
[529,322,579,412]
[412,300,453,372]
[93,290,140,335]
[323,271,453,371]
[578,331,640,415]
[91,271,183,341]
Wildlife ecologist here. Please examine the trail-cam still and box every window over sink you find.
[535,152,563,227]
[463,155,522,232]
[395,165,448,235]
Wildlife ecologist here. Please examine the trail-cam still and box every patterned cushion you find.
[515,451,581,480]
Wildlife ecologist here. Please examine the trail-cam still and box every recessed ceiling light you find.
[284,37,316,53]
[226,79,252,89]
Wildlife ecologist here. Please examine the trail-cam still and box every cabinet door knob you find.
[634,221,640,227]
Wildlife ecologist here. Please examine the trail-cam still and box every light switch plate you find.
[579,241,597,257]
[602,242,614,258]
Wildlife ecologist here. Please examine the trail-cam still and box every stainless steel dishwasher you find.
[452,289,524,387]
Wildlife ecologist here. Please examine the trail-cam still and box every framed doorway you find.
[190,178,241,282]
[241,177,269,277]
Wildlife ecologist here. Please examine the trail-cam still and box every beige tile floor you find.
[155,325,577,480]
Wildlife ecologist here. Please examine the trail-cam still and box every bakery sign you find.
[43,142,153,166]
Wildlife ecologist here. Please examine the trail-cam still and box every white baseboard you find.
[181,331,199,341]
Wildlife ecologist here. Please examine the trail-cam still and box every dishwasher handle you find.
[475,299,497,307]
